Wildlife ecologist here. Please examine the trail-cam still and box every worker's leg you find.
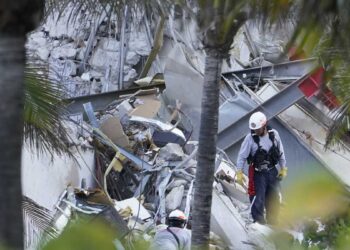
[251,171,267,224]
[265,167,280,225]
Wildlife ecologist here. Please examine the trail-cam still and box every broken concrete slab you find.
[165,185,184,212]
[100,37,120,51]
[89,48,119,70]
[62,60,77,77]
[126,51,140,65]
[129,95,161,119]
[167,179,188,190]
[158,143,185,161]
[51,43,77,59]
[117,100,134,119]
[129,31,151,56]
[210,189,253,250]
[100,116,130,148]
[115,197,151,221]
[36,47,50,61]
[220,180,249,204]
[81,72,91,81]
[123,67,137,82]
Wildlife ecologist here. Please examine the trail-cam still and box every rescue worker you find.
[149,210,191,250]
[236,111,287,224]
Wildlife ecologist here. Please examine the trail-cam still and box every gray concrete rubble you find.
[52,83,306,249]
[24,43,345,250]
[73,49,344,249]
[30,86,234,249]
[23,6,350,250]
[26,7,152,98]
[25,76,306,249]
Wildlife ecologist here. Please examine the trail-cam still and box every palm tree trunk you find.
[191,54,222,250]
[0,1,43,248]
[0,36,25,250]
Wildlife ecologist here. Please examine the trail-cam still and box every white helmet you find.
[169,209,187,221]
[249,112,267,129]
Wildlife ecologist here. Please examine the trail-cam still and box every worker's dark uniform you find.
[236,128,286,224]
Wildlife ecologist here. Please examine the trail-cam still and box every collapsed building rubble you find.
[22,7,350,248]
[23,45,350,249]
[32,87,237,249]
[43,73,316,249]
[24,46,342,249]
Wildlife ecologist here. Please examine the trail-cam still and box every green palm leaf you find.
[23,195,59,249]
[325,99,350,148]
[24,64,70,156]
[23,195,58,238]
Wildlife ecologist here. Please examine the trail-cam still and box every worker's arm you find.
[236,134,252,171]
[183,230,191,250]
[273,130,286,168]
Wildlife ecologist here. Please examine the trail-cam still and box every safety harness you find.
[167,226,181,249]
[248,126,282,171]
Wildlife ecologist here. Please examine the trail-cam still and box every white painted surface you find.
[22,146,95,211]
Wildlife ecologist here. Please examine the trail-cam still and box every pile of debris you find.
[43,86,239,249]
[27,52,326,249]
[26,5,152,98]
[22,6,346,248]
[87,88,195,235]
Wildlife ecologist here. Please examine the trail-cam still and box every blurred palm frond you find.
[23,196,58,249]
[44,0,176,25]
[24,64,70,157]
[325,99,350,147]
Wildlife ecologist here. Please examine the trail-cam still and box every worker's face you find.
[253,125,267,136]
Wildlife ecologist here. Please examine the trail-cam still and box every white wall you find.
[21,145,95,211]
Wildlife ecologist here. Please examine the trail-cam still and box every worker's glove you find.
[236,170,244,185]
[278,167,288,180]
